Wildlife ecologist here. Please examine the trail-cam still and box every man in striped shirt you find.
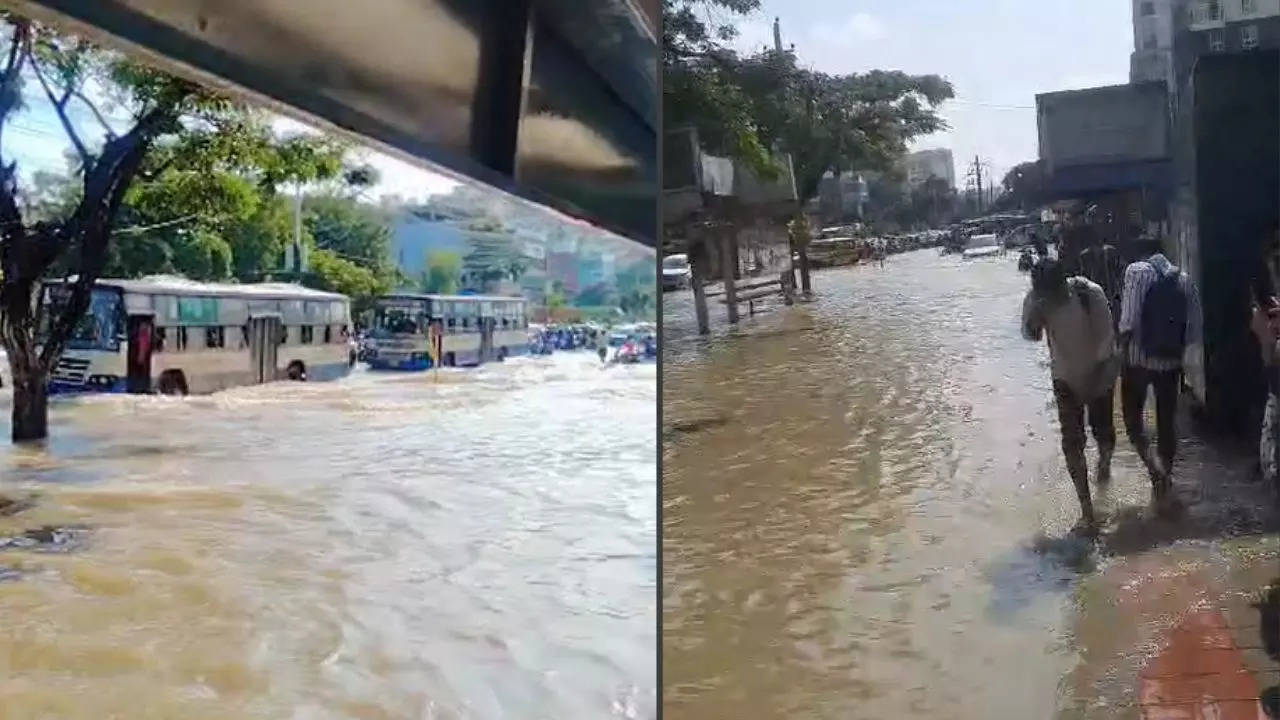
[1118,236,1202,494]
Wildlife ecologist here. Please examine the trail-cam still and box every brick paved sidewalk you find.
[1139,594,1280,719]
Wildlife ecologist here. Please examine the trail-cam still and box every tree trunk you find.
[690,241,710,336]
[720,232,739,325]
[10,359,48,443]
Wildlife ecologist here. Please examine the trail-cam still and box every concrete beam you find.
[7,0,656,246]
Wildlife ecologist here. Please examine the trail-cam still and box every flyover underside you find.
[7,0,657,246]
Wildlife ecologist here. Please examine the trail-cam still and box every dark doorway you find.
[249,316,281,384]
[126,315,154,393]
[1194,50,1280,433]
[479,316,496,363]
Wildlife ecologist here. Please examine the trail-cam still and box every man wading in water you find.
[1118,236,1200,496]
[1022,258,1120,528]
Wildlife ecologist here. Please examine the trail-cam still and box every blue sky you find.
[726,0,1134,186]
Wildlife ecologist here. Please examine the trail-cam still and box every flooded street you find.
[0,354,655,719]
[663,251,1279,719]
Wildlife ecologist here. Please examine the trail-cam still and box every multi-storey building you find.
[1185,0,1280,47]
[902,149,956,188]
[1130,0,1187,86]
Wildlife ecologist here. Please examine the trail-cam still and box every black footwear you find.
[1095,457,1112,485]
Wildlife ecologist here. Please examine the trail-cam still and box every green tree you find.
[304,193,392,273]
[663,0,776,176]
[994,161,1045,213]
[307,248,387,316]
[546,280,569,316]
[0,13,355,441]
[665,5,952,290]
[224,195,294,280]
[0,15,223,441]
[574,283,616,308]
[421,250,461,294]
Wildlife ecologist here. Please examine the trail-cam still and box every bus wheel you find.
[157,370,189,396]
[286,361,307,381]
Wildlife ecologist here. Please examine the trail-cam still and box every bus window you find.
[241,325,250,349]
[154,326,167,353]
[176,327,189,352]
[279,327,288,346]
[301,326,314,345]
[324,325,333,344]
[447,317,457,333]
[462,317,471,330]
[205,326,224,349]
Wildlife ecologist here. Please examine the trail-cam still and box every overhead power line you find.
[946,98,1036,111]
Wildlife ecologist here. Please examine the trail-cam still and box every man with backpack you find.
[1118,236,1202,494]
[1022,257,1119,528]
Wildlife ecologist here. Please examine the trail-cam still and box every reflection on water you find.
[662,251,1278,720]
[0,354,655,719]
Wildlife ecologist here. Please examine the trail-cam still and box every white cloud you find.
[845,12,888,40]
[812,12,887,46]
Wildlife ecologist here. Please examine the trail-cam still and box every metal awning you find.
[1043,159,1173,199]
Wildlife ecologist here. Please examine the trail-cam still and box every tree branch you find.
[27,46,91,167]
[112,212,197,236]
[40,104,180,369]
[71,87,116,140]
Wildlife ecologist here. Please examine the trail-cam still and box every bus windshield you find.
[372,300,425,336]
[44,288,124,351]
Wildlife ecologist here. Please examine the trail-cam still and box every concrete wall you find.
[1037,82,1171,173]
[1132,48,1176,85]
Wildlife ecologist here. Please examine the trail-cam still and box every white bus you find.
[44,276,355,395]
[366,293,528,370]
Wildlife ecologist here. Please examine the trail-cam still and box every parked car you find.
[662,253,692,291]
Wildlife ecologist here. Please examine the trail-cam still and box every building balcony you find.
[1189,1,1226,29]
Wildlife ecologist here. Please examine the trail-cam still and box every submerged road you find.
[663,250,1279,719]
[0,353,656,719]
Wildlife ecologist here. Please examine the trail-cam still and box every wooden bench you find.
[711,272,795,316]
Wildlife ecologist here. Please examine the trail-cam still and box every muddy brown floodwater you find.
[663,251,1279,720]
[0,353,655,719]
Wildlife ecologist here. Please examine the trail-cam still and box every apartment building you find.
[1185,0,1280,52]
[902,149,956,188]
[1131,0,1187,85]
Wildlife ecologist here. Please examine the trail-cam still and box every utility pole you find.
[972,155,984,214]
[966,155,993,215]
